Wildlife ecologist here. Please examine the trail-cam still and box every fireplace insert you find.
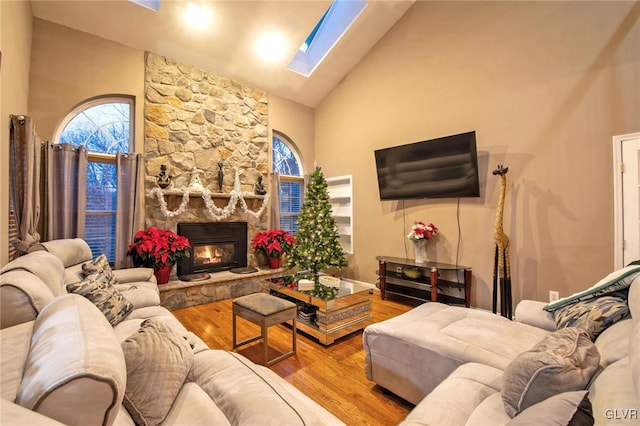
[177,222,248,277]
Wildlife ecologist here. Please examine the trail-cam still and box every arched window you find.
[272,132,303,233]
[55,95,134,260]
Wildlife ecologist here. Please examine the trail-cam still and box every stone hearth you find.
[159,267,283,310]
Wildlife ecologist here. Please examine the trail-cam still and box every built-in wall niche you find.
[327,175,353,254]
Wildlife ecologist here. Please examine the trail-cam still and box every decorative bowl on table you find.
[319,275,341,288]
[403,267,421,280]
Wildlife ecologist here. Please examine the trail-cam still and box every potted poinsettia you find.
[127,227,191,284]
[251,229,296,269]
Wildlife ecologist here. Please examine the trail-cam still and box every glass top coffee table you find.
[265,275,373,345]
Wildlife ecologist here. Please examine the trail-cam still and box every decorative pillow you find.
[544,265,640,312]
[507,391,594,426]
[502,328,600,418]
[554,295,629,340]
[82,253,118,287]
[66,272,133,326]
[121,319,194,426]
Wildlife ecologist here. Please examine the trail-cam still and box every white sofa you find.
[1,238,343,426]
[363,266,640,425]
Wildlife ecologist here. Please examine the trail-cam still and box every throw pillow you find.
[507,391,594,426]
[66,272,133,326]
[82,253,118,287]
[544,265,640,312]
[554,295,629,340]
[502,327,600,418]
[121,319,194,426]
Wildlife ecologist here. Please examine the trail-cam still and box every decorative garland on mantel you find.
[150,187,269,220]
[149,170,269,220]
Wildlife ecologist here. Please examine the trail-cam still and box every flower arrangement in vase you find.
[251,229,296,269]
[127,227,191,284]
[407,221,438,263]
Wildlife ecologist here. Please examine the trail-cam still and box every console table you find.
[376,256,472,307]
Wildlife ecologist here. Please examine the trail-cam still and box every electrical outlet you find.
[396,266,403,275]
[549,291,560,303]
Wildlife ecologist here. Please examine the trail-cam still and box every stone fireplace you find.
[177,222,248,276]
[142,52,279,310]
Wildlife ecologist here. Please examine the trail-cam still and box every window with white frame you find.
[272,132,303,234]
[55,96,134,261]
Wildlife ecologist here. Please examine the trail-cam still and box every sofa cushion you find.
[66,271,133,326]
[507,391,593,426]
[544,265,640,312]
[16,294,126,426]
[0,270,55,329]
[82,253,118,287]
[553,295,629,340]
[28,238,93,268]
[1,251,67,297]
[0,321,35,401]
[502,327,600,417]
[594,318,634,367]
[121,319,194,426]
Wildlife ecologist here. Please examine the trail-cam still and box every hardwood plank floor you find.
[172,292,415,426]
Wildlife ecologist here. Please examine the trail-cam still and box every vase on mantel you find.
[413,239,427,264]
[154,263,172,285]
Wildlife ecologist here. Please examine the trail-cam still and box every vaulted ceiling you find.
[30,0,415,107]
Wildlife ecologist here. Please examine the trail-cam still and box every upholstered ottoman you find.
[232,293,297,366]
[363,302,549,404]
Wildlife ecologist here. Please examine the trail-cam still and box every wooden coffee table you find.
[267,276,373,345]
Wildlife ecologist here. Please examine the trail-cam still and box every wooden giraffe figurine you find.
[492,164,512,318]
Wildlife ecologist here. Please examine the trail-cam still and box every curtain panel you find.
[270,172,281,229]
[9,115,42,254]
[115,153,144,268]
[44,142,88,240]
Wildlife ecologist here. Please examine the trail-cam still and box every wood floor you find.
[172,292,416,426]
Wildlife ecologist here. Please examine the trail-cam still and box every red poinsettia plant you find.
[407,221,438,241]
[251,229,296,258]
[127,227,191,267]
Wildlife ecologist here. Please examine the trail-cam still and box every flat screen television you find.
[374,131,480,200]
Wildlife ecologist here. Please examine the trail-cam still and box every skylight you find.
[129,0,161,12]
[287,0,367,78]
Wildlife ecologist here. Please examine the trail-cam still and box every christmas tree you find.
[289,167,348,294]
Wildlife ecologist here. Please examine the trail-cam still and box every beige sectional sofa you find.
[363,266,640,425]
[1,238,343,426]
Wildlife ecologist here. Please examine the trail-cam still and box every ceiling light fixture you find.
[256,31,288,64]
[184,2,210,28]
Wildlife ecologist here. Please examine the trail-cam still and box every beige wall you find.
[0,1,33,265]
[28,19,145,151]
[269,95,315,174]
[315,1,640,310]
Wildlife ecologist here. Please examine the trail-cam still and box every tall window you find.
[273,132,303,233]
[56,96,134,260]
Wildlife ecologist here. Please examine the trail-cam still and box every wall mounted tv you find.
[374,131,480,200]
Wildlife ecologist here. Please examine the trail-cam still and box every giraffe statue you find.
[492,164,512,318]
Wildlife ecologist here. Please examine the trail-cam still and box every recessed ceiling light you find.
[184,2,210,28]
[256,31,289,63]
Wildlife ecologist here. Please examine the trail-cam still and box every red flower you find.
[407,221,438,241]
[251,229,296,258]
[127,227,191,267]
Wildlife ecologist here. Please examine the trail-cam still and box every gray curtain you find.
[115,153,144,268]
[45,141,87,240]
[9,115,42,254]
[270,172,281,229]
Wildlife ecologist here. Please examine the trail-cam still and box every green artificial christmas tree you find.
[289,167,348,299]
